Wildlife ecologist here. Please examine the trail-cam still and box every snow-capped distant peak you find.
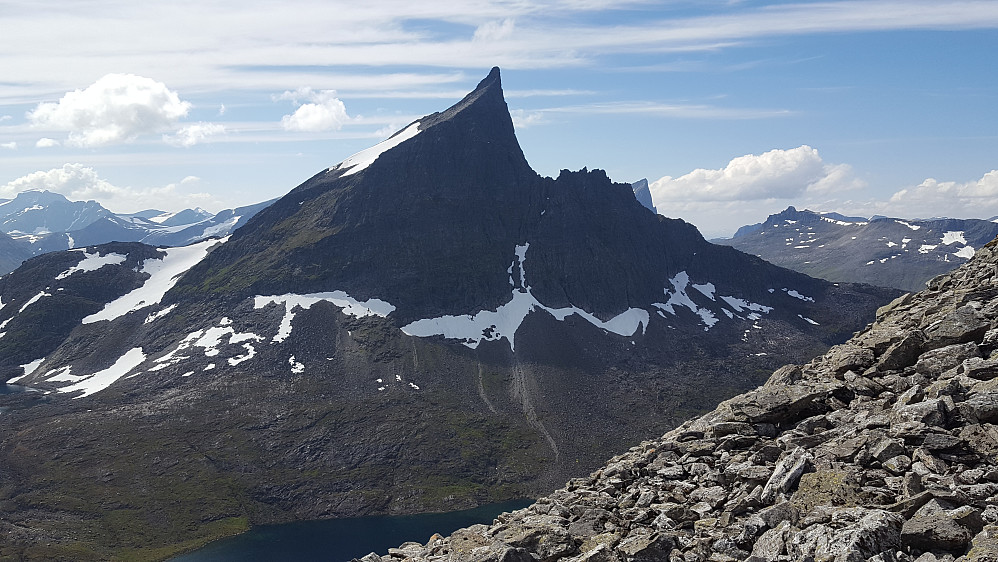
[332,122,421,177]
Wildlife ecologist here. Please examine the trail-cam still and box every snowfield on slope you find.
[83,238,227,324]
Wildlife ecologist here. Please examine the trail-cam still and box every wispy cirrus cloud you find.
[4,1,996,100]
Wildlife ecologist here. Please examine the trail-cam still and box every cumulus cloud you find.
[0,164,217,212]
[164,122,226,147]
[36,138,59,148]
[1,142,16,150]
[887,170,998,218]
[649,146,862,202]
[278,87,350,132]
[27,74,192,147]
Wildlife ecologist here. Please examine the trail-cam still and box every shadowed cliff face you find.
[370,237,998,562]
[0,68,897,560]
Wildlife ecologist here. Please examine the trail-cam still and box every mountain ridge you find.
[720,206,998,292]
[0,68,896,560]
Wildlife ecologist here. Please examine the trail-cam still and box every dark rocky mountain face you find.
[0,68,896,560]
[720,206,998,292]
[0,232,30,276]
[371,237,998,562]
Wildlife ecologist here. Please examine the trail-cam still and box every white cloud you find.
[886,170,998,218]
[1,142,16,150]
[473,18,516,42]
[35,138,59,148]
[164,122,226,147]
[0,164,218,212]
[278,87,350,132]
[510,109,545,129]
[649,146,861,202]
[27,74,191,147]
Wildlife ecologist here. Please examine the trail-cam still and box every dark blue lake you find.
[170,499,533,562]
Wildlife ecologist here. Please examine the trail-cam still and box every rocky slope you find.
[719,206,998,292]
[368,236,998,562]
[0,69,895,560]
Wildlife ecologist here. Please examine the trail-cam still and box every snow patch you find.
[719,295,773,314]
[820,216,867,226]
[289,356,305,374]
[45,366,84,383]
[782,288,815,302]
[19,290,51,313]
[798,314,820,325]
[333,122,421,177]
[895,220,921,230]
[18,358,45,379]
[201,216,240,239]
[954,246,975,259]
[60,348,146,398]
[941,231,967,245]
[254,291,396,343]
[402,244,648,349]
[56,251,127,280]
[692,282,716,301]
[83,238,226,324]
[143,304,177,324]
[918,244,937,254]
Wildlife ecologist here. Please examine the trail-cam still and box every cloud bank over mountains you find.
[1,164,215,212]
[648,147,998,237]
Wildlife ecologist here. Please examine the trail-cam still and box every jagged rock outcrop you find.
[367,237,998,561]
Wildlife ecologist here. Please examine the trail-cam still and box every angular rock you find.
[924,304,990,349]
[761,448,812,503]
[789,508,903,562]
[901,498,976,552]
[915,342,981,375]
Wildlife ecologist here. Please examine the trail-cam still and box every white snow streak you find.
[83,238,226,324]
[19,291,51,313]
[55,251,127,280]
[60,348,146,398]
[254,291,396,343]
[144,304,177,324]
[783,288,815,302]
[402,244,648,349]
[333,122,421,177]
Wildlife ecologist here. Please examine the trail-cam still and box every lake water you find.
[170,499,533,562]
[0,384,31,394]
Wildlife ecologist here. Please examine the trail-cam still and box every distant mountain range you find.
[718,206,998,292]
[0,191,274,274]
[0,68,896,559]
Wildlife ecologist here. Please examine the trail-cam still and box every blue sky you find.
[1,1,997,237]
